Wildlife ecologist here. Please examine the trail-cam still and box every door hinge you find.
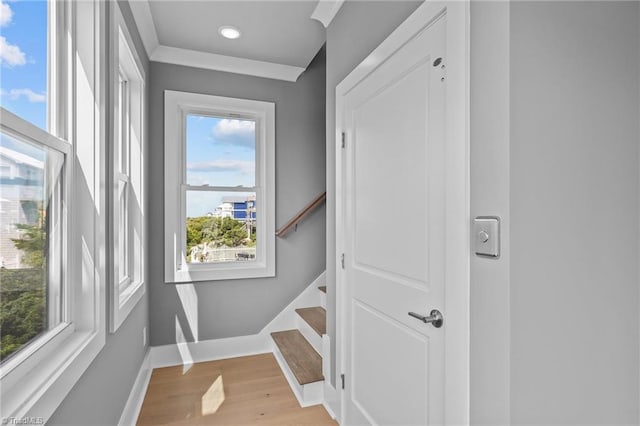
[341,132,346,148]
[341,253,345,269]
[341,374,345,390]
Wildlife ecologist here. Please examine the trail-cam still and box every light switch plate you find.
[474,216,500,258]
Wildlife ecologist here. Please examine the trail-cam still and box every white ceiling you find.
[130,0,342,81]
[149,1,325,68]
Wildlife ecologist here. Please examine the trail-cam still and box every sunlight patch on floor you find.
[201,374,225,415]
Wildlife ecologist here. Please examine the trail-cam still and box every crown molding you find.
[310,0,345,28]
[151,46,305,82]
[128,0,306,82]
[128,0,159,56]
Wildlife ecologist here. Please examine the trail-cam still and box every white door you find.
[338,8,464,425]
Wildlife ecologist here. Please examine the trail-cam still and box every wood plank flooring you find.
[136,353,335,425]
[271,330,323,385]
[295,307,326,336]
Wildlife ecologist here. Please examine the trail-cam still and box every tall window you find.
[110,10,145,332]
[0,129,65,363]
[0,0,106,419]
[164,91,275,283]
[0,0,66,366]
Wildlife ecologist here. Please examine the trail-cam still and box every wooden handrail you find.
[276,192,326,237]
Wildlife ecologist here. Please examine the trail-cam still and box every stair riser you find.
[296,314,323,354]
[272,340,324,407]
[320,291,327,309]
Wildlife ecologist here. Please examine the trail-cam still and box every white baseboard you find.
[118,349,152,426]
[150,334,271,369]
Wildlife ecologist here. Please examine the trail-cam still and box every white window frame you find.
[164,91,275,283]
[109,4,145,333]
[0,0,107,420]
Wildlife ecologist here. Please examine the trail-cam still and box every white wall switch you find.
[474,216,500,258]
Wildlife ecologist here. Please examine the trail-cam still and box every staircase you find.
[271,285,327,407]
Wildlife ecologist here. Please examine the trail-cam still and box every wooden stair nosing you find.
[271,330,323,386]
[295,307,326,336]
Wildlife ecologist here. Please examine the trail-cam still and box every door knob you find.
[408,309,443,328]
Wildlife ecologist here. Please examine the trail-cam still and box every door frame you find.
[335,2,470,424]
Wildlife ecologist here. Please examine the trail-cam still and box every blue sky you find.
[186,115,256,217]
[0,0,47,161]
[0,0,47,130]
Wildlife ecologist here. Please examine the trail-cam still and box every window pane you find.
[0,0,48,130]
[185,114,255,187]
[118,74,129,175]
[117,179,129,285]
[0,131,64,363]
[186,191,256,264]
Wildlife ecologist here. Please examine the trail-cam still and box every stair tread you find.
[295,307,326,336]
[271,330,323,385]
[318,286,327,294]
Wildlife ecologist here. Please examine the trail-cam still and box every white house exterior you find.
[0,146,44,269]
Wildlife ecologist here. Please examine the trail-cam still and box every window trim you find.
[108,3,146,333]
[164,90,275,283]
[0,0,107,419]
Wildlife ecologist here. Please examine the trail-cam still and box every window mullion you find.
[183,184,257,193]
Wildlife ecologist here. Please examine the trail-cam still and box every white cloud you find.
[212,119,255,149]
[187,160,254,174]
[0,36,26,67]
[0,0,13,27]
[5,88,46,103]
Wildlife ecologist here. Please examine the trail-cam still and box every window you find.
[0,124,66,363]
[164,91,275,282]
[0,0,106,419]
[110,6,145,332]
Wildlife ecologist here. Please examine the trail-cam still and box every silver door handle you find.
[408,309,443,328]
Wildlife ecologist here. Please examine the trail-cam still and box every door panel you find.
[342,13,447,426]
[352,60,429,284]
[352,301,429,425]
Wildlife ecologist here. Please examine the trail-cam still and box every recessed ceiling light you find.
[219,26,241,40]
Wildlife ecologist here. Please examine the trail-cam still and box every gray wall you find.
[472,1,640,424]
[49,1,150,425]
[325,0,421,387]
[147,48,326,346]
[470,2,511,424]
[509,2,639,423]
[328,1,640,423]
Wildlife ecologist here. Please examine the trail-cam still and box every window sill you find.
[0,327,105,420]
[168,262,275,283]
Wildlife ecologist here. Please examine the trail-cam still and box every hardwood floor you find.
[136,353,336,425]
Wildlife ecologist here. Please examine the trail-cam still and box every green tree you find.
[11,222,45,268]
[0,282,45,360]
[186,215,253,256]
[1,209,47,361]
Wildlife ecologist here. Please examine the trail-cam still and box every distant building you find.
[211,195,256,221]
[0,147,44,269]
